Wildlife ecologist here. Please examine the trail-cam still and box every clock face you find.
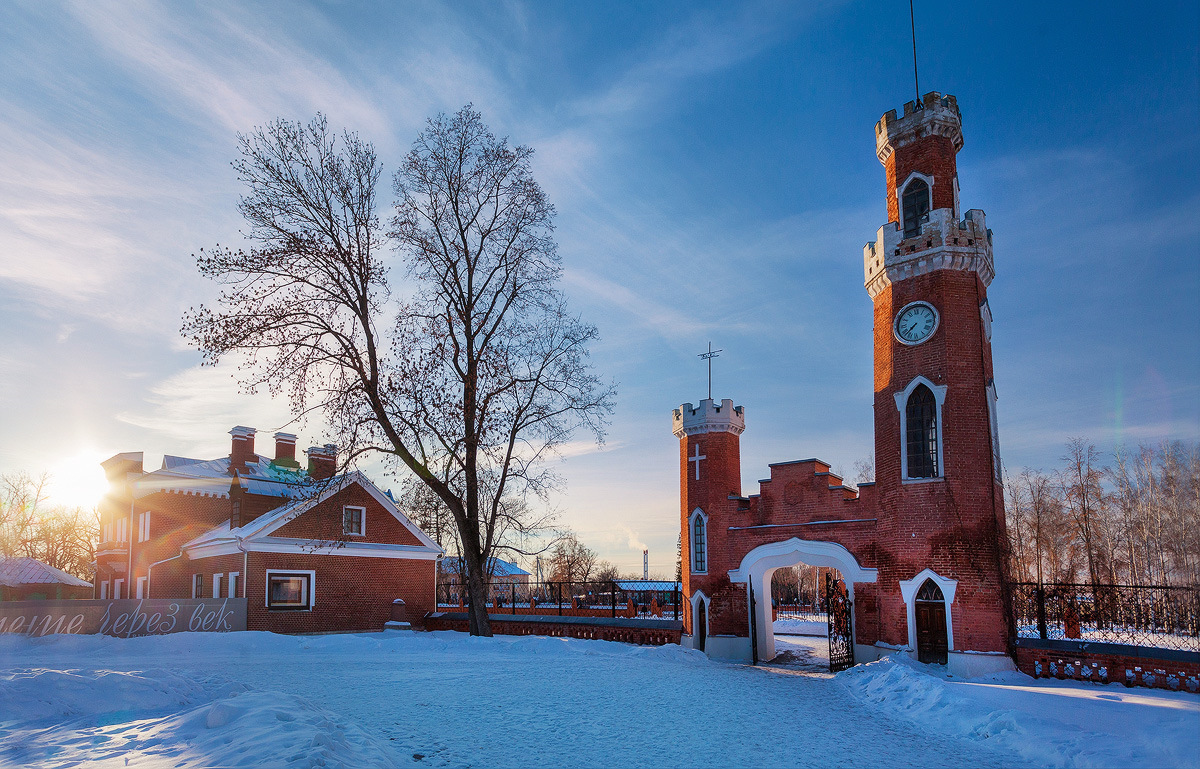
[895,302,939,345]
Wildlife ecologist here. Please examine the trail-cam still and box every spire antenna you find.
[698,342,722,400]
[910,0,921,105]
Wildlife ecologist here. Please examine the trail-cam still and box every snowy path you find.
[1,631,1195,768]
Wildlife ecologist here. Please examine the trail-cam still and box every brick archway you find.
[728,538,877,663]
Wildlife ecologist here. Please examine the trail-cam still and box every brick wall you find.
[1013,644,1200,692]
[274,484,423,545]
[424,613,683,646]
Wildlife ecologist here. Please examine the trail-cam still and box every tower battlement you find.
[672,398,745,438]
[875,92,964,164]
[863,208,994,298]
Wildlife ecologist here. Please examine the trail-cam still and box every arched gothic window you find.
[902,178,930,238]
[916,578,944,602]
[691,512,707,573]
[905,384,939,478]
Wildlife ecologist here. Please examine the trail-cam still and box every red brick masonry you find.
[1012,638,1200,692]
[424,613,683,646]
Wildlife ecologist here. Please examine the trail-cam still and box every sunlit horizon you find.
[44,452,110,511]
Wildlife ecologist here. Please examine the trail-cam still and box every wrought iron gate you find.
[826,572,855,672]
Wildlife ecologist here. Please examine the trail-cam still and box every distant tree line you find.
[0,472,98,581]
[1005,438,1199,587]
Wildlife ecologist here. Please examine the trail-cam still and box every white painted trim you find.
[898,171,934,236]
[191,574,202,598]
[727,537,877,662]
[113,578,124,600]
[99,580,109,600]
[135,576,147,599]
[688,508,709,574]
[228,571,240,599]
[212,573,224,600]
[265,569,316,610]
[342,505,366,537]
[185,537,442,561]
[894,375,948,481]
[986,381,1001,482]
[899,568,958,653]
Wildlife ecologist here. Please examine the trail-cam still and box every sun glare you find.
[46,453,110,510]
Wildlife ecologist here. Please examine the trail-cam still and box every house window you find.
[690,510,707,574]
[266,570,315,610]
[905,384,939,479]
[213,573,224,599]
[192,574,203,599]
[343,506,365,536]
[902,178,930,238]
[136,576,147,599]
[116,517,128,543]
[228,571,240,598]
[137,511,150,542]
[100,580,109,599]
[113,578,124,599]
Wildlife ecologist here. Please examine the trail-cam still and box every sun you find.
[46,452,111,510]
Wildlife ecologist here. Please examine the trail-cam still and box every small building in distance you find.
[0,557,92,601]
[95,427,443,633]
[438,556,530,603]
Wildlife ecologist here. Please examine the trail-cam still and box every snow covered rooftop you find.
[0,557,92,588]
[134,454,313,500]
[439,557,530,577]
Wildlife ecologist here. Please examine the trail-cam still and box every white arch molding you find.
[689,589,710,651]
[898,568,958,653]
[688,508,708,574]
[898,170,935,236]
[727,538,878,663]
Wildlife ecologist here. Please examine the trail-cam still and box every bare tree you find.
[1059,438,1111,587]
[1,473,98,580]
[545,532,597,584]
[184,108,613,636]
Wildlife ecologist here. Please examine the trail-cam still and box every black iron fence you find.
[437,579,681,620]
[1009,582,1200,652]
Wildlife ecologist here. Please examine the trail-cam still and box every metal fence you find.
[1009,582,1200,652]
[437,579,682,620]
[774,603,828,624]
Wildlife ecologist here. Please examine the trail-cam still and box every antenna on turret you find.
[698,342,722,401]
[910,0,921,107]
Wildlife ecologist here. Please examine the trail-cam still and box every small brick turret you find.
[229,426,257,475]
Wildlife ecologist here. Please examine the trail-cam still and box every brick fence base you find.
[1012,638,1200,692]
[424,612,683,646]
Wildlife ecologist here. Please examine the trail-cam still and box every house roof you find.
[181,471,443,559]
[133,454,311,500]
[439,557,530,577]
[0,557,92,588]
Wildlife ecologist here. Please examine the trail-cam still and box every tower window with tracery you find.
[692,514,707,573]
[905,384,939,478]
[902,178,930,238]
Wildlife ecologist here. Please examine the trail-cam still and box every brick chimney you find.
[306,444,337,480]
[229,426,257,475]
[272,432,299,469]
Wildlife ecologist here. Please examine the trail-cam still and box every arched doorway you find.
[728,538,877,664]
[915,579,948,664]
[694,599,707,652]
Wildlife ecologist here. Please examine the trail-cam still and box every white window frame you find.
[228,571,240,598]
[116,517,128,543]
[899,568,958,653]
[212,573,224,599]
[137,511,150,542]
[265,569,316,611]
[191,573,203,599]
[894,375,948,483]
[688,508,709,575]
[100,580,109,599]
[113,578,124,599]
[136,576,147,598]
[342,505,366,537]
[102,522,112,543]
[898,171,935,238]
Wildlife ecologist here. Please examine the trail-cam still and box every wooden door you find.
[695,600,707,652]
[916,602,948,664]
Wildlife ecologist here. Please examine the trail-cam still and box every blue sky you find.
[1,0,1197,575]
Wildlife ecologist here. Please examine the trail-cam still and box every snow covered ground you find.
[0,630,1196,769]
[773,617,828,635]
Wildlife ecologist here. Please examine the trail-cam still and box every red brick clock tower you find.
[864,92,1009,656]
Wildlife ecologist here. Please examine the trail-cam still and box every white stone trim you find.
[727,537,877,662]
[688,508,709,574]
[689,589,710,648]
[898,171,934,237]
[899,568,958,653]
[135,576,147,599]
[265,569,316,610]
[986,381,1001,483]
[894,375,947,481]
[212,573,224,599]
[113,578,124,599]
[185,537,442,561]
[228,571,240,598]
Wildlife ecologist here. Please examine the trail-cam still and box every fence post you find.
[1036,584,1047,640]
[674,586,679,620]
[512,583,516,615]
[611,580,617,618]
[557,582,562,616]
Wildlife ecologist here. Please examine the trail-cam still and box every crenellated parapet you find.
[672,398,745,438]
[875,92,963,164]
[863,208,993,298]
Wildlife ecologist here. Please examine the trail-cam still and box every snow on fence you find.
[1009,582,1199,652]
[437,579,682,621]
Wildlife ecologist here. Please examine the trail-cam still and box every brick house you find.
[94,427,442,633]
[438,557,530,603]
